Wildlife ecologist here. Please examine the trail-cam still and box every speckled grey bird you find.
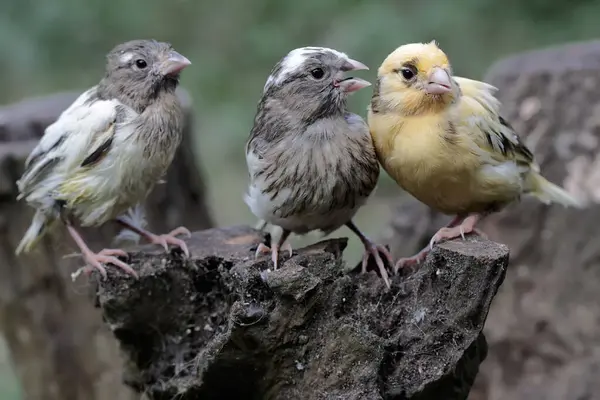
[15,39,192,279]
[245,46,394,288]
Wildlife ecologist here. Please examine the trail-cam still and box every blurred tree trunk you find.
[0,88,213,400]
[384,40,600,400]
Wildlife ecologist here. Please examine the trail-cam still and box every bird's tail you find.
[15,210,57,255]
[526,172,583,208]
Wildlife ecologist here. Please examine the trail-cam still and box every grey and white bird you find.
[15,39,192,279]
[245,46,394,288]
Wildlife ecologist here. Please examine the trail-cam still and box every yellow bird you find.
[368,41,582,271]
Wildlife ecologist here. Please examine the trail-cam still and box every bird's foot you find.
[344,221,393,289]
[428,214,484,250]
[146,226,191,257]
[393,214,486,274]
[77,247,137,280]
[66,224,136,280]
[428,225,469,249]
[254,242,293,270]
[98,248,129,258]
[393,248,429,274]
[254,242,272,257]
[360,240,394,289]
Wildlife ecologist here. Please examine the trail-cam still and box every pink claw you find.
[254,242,293,269]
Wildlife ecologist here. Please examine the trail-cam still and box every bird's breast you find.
[371,115,514,214]
[246,133,379,233]
[62,131,178,226]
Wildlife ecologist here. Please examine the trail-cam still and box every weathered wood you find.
[384,40,600,400]
[94,225,508,400]
[0,88,214,400]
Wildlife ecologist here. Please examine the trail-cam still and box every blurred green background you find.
[1,0,599,397]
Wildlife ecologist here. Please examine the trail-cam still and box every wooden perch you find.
[94,225,508,400]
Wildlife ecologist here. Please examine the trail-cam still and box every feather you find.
[254,219,268,231]
[526,173,583,208]
[81,135,114,167]
[113,204,148,245]
[454,77,534,165]
[17,157,62,201]
[14,88,134,252]
[17,88,123,198]
[15,210,58,255]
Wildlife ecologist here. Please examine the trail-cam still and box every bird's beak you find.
[336,57,370,93]
[425,67,452,95]
[336,77,371,93]
[159,51,192,76]
[341,58,369,72]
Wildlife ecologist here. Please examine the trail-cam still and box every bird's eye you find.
[400,67,415,80]
[135,59,148,69]
[310,68,325,79]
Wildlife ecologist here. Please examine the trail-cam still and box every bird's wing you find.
[17,87,130,199]
[245,103,277,178]
[245,132,268,180]
[453,76,535,167]
[22,88,97,170]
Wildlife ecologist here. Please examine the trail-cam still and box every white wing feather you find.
[17,86,136,210]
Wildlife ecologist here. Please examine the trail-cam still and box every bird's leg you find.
[254,229,292,270]
[66,224,137,279]
[272,230,292,270]
[393,214,466,273]
[346,221,394,289]
[115,217,191,257]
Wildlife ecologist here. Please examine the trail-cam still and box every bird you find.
[368,40,582,271]
[244,46,394,288]
[15,39,192,279]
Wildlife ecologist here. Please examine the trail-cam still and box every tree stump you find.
[383,40,600,400]
[0,88,213,400]
[94,225,508,400]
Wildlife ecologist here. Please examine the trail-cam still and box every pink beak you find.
[160,51,192,76]
[337,77,371,93]
[425,67,452,95]
[341,58,369,72]
[335,57,371,93]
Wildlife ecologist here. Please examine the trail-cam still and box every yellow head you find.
[373,41,458,116]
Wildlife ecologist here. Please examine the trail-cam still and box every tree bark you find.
[94,225,508,400]
[384,40,600,400]
[0,88,213,400]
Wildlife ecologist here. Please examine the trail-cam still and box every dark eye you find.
[400,67,415,80]
[135,59,148,69]
[310,68,325,79]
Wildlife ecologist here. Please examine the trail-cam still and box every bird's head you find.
[262,46,370,120]
[101,39,191,111]
[374,41,459,116]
